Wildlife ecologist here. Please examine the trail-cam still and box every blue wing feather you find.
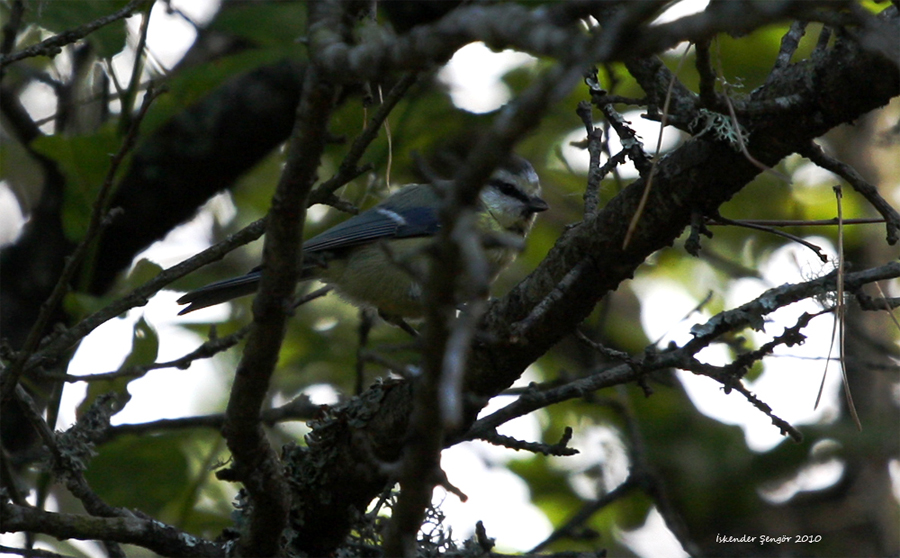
[304,189,441,252]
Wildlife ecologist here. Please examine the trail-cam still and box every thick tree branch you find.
[467,8,900,400]
[381,56,571,556]
[310,1,847,84]
[219,61,336,555]
[90,60,306,294]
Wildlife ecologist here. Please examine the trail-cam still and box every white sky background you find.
[3,0,898,556]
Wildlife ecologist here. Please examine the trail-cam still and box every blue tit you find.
[177,156,547,320]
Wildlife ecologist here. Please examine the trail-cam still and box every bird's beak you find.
[528,196,549,213]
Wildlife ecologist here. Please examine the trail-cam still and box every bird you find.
[176,156,548,321]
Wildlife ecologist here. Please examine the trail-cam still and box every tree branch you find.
[0,0,149,71]
[467,9,899,400]
[219,59,336,555]
[94,394,320,444]
[462,261,900,448]
[800,141,900,244]
[0,502,223,558]
[308,1,849,85]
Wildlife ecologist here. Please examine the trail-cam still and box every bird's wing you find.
[303,204,440,252]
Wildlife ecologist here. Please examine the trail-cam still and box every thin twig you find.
[713,37,792,184]
[871,282,900,329]
[310,72,419,205]
[461,261,900,446]
[708,217,885,227]
[709,214,829,262]
[801,141,900,244]
[576,100,605,216]
[22,217,267,376]
[117,3,152,135]
[377,84,394,187]
[0,0,150,70]
[13,386,134,548]
[36,323,253,383]
[818,185,862,430]
[530,476,637,552]
[358,349,420,378]
[511,259,591,339]
[478,427,578,457]
[356,309,375,396]
[97,395,321,444]
[623,42,691,249]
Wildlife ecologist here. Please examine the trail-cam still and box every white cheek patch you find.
[376,207,409,226]
[407,282,422,302]
[480,191,504,220]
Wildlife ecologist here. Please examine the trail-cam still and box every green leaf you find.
[62,291,107,319]
[122,258,163,292]
[613,490,652,531]
[139,47,305,137]
[0,130,44,209]
[31,124,123,241]
[78,316,158,414]
[124,316,160,367]
[85,432,190,517]
[210,3,307,46]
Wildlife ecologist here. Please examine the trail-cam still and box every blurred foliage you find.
[84,433,188,517]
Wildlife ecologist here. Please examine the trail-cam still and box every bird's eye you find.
[488,178,523,200]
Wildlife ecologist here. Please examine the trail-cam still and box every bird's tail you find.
[176,272,262,315]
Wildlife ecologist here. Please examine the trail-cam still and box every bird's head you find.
[479,156,549,236]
